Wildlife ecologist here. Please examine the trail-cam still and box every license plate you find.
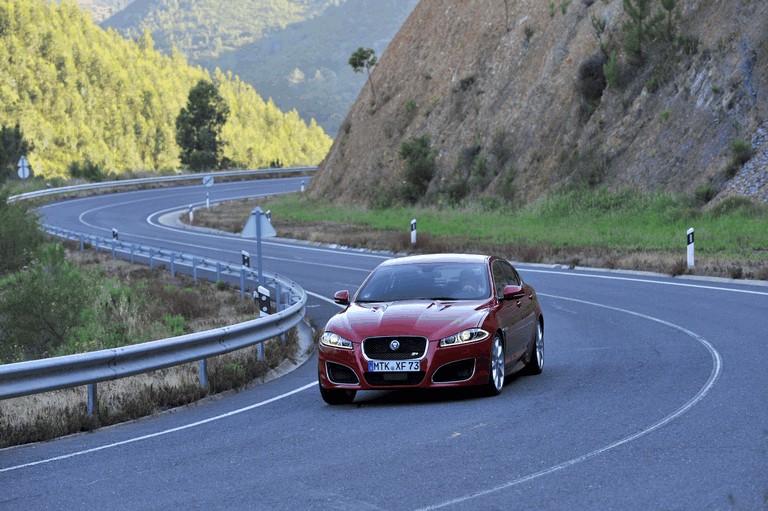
[368,360,421,372]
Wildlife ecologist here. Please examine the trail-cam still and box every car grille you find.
[362,336,428,361]
[326,362,359,385]
[364,372,426,386]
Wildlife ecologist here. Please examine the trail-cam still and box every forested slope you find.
[101,0,419,137]
[0,0,331,179]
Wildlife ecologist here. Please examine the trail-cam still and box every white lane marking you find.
[522,268,768,297]
[305,290,347,308]
[145,206,389,261]
[418,293,722,510]
[0,382,318,474]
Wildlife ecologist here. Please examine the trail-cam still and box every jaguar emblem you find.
[389,340,400,351]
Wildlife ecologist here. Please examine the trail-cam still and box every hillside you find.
[102,0,419,137]
[0,0,331,179]
[75,0,133,21]
[309,0,768,207]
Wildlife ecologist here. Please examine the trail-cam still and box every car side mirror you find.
[334,290,350,305]
[502,285,525,300]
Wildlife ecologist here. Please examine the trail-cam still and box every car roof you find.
[379,253,492,267]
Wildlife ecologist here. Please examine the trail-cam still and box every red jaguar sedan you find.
[318,254,544,404]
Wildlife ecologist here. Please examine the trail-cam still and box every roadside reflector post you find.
[255,286,271,360]
[411,219,417,246]
[687,227,695,269]
[188,204,194,223]
[111,229,118,260]
[199,359,208,389]
[242,250,250,268]
[206,192,210,209]
[256,285,271,316]
[300,180,305,193]
[87,383,98,416]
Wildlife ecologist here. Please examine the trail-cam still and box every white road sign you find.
[17,156,30,179]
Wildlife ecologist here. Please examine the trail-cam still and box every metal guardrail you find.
[0,178,311,405]
[7,167,316,202]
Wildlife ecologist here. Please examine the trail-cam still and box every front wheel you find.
[523,321,544,375]
[483,333,505,396]
[319,385,356,405]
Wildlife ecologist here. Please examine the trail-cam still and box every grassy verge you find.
[0,248,309,448]
[189,190,768,280]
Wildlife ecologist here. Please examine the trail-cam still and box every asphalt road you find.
[1,179,766,510]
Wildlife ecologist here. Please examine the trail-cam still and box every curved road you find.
[1,179,766,510]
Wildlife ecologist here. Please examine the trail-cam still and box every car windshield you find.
[355,262,490,302]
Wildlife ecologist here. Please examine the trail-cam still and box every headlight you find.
[321,331,353,350]
[439,328,490,347]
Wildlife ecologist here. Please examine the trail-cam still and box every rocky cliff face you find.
[309,0,768,206]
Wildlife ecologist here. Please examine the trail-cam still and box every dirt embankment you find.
[310,0,768,207]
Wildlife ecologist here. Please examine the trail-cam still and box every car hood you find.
[327,300,491,341]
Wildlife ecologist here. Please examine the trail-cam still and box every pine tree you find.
[175,79,230,171]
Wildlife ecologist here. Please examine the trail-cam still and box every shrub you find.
[724,139,754,178]
[404,99,418,121]
[708,196,763,218]
[603,50,620,88]
[524,26,535,42]
[0,190,45,275]
[398,135,436,204]
[499,167,518,203]
[69,160,111,182]
[490,129,512,167]
[694,183,718,205]
[0,244,91,361]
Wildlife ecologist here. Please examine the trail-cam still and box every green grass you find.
[263,189,768,261]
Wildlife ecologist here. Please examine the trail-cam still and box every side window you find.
[492,260,521,297]
[492,260,507,297]
[505,263,522,286]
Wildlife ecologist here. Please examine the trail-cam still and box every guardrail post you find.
[276,283,286,342]
[199,359,208,389]
[216,262,221,283]
[80,234,84,252]
[130,244,135,264]
[87,383,98,416]
[170,253,176,277]
[193,258,199,283]
[149,249,154,270]
[111,239,117,260]
[240,268,246,297]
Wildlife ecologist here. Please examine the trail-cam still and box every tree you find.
[0,124,34,182]
[175,79,230,171]
[622,0,653,63]
[349,47,378,104]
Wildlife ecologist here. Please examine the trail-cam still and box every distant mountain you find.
[102,0,419,137]
[0,0,331,179]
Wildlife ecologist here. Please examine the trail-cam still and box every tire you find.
[484,333,505,396]
[319,385,356,405]
[523,320,544,375]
